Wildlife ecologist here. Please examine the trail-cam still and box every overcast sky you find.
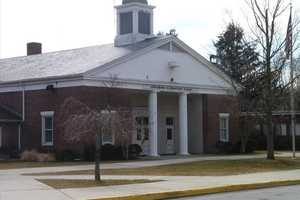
[0,0,299,59]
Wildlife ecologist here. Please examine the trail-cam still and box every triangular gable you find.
[85,37,239,92]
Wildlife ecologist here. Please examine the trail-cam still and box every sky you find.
[0,0,300,59]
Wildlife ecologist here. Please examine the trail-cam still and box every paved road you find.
[174,185,300,200]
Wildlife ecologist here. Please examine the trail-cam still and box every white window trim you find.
[219,113,230,142]
[41,111,54,146]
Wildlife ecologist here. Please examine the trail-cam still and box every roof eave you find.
[0,74,84,87]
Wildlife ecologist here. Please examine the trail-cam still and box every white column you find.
[133,9,139,34]
[149,90,159,157]
[179,92,189,155]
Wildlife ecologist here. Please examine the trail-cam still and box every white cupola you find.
[114,0,155,46]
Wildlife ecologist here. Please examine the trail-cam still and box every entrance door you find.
[165,117,175,154]
[135,117,150,155]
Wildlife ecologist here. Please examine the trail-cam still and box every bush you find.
[232,139,257,154]
[102,144,123,160]
[216,142,233,154]
[21,150,56,162]
[56,150,79,161]
[129,144,142,159]
[275,136,300,151]
[83,145,95,162]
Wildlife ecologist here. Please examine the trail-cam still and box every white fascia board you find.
[0,73,235,96]
[115,3,155,10]
[0,76,84,93]
[83,77,234,95]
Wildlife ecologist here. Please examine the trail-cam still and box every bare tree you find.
[59,97,115,181]
[246,0,298,159]
[113,108,136,160]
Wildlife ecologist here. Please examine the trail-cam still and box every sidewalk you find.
[0,153,298,200]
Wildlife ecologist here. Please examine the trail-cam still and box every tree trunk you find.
[266,109,275,160]
[240,123,248,154]
[95,133,101,181]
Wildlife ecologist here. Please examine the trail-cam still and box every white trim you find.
[219,113,230,118]
[0,76,234,95]
[41,111,54,146]
[41,111,55,117]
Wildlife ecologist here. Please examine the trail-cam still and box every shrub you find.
[21,150,55,162]
[102,144,123,160]
[56,150,79,161]
[231,139,257,154]
[216,142,234,154]
[129,144,142,159]
[83,145,95,162]
[21,150,39,161]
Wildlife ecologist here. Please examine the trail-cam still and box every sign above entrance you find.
[150,85,193,92]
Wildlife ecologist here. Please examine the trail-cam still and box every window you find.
[120,12,133,35]
[102,132,113,145]
[219,113,230,142]
[275,124,287,136]
[138,11,151,34]
[41,111,54,146]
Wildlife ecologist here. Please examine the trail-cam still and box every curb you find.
[91,180,300,200]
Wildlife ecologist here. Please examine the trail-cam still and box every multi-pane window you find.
[41,111,54,146]
[275,124,287,136]
[138,11,151,34]
[120,12,133,35]
[136,117,149,141]
[219,113,230,142]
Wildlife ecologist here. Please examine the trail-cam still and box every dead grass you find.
[90,180,300,200]
[25,158,300,176]
[38,179,159,189]
[0,160,93,170]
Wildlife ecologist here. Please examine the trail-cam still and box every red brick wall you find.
[0,86,134,152]
[203,94,240,153]
[0,87,240,154]
[0,123,19,151]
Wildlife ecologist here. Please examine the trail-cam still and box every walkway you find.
[0,153,298,200]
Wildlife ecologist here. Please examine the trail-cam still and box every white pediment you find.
[86,40,235,94]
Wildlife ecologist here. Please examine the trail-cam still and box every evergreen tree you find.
[214,22,261,112]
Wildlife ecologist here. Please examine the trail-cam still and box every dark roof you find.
[0,105,22,123]
[123,0,148,5]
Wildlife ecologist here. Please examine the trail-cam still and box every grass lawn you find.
[38,179,159,189]
[0,160,94,170]
[26,158,300,176]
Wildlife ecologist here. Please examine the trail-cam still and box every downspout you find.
[18,83,25,151]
